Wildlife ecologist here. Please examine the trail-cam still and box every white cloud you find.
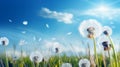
[41,8,73,24]
[83,6,120,19]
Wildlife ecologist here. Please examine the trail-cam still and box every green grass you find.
[0,53,120,67]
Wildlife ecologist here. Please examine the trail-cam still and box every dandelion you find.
[79,19,102,38]
[103,26,112,36]
[61,63,72,67]
[30,51,43,67]
[102,26,118,67]
[51,42,63,53]
[0,37,9,46]
[98,36,111,51]
[79,19,102,66]
[0,37,9,67]
[79,59,90,67]
[98,36,112,67]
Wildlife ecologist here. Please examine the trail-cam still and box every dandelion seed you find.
[8,19,12,22]
[79,59,90,67]
[61,63,72,67]
[46,24,49,28]
[19,40,27,46]
[103,26,112,36]
[67,32,72,35]
[79,19,102,38]
[23,21,28,25]
[0,37,9,46]
[30,51,43,63]
[22,31,26,34]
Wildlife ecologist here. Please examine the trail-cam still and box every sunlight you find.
[97,5,109,13]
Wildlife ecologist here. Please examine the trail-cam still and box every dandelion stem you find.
[92,37,99,67]
[108,36,118,67]
[108,50,112,67]
[102,53,106,67]
[4,47,9,67]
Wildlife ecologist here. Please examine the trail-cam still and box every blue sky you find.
[0,0,120,55]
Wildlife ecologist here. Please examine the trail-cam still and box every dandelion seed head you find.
[30,51,43,63]
[62,63,72,67]
[79,59,90,67]
[79,19,102,38]
[98,36,111,51]
[103,26,112,36]
[0,37,9,46]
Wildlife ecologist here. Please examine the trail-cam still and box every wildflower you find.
[79,59,90,67]
[98,36,111,51]
[12,55,19,61]
[79,19,102,38]
[61,63,72,67]
[103,26,112,36]
[30,51,43,63]
[0,37,9,46]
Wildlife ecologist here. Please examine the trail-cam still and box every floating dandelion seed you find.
[0,37,9,46]
[61,63,72,67]
[67,32,72,35]
[22,31,26,34]
[98,36,111,51]
[23,21,28,25]
[19,40,27,46]
[79,59,90,67]
[8,19,12,22]
[30,51,43,63]
[38,38,42,41]
[46,24,49,28]
[79,19,102,38]
[103,26,112,36]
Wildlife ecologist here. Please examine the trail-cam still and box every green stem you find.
[34,62,39,67]
[108,36,118,67]
[4,47,9,67]
[108,50,112,67]
[92,37,99,67]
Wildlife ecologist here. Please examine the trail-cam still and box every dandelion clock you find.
[61,63,72,67]
[0,37,9,46]
[98,36,111,51]
[79,19,102,38]
[103,26,112,36]
[30,51,43,63]
[79,59,90,67]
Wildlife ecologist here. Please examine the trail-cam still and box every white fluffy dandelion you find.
[98,36,111,51]
[79,19,102,38]
[52,42,63,53]
[103,26,112,36]
[0,37,9,46]
[61,63,72,67]
[30,51,43,63]
[79,59,90,67]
